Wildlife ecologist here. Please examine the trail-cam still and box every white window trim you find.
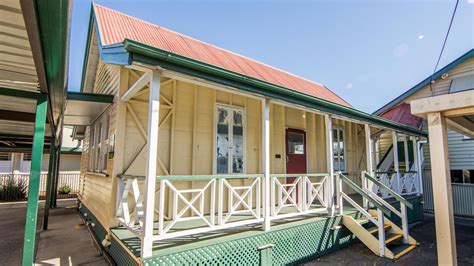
[88,111,109,174]
[333,125,346,172]
[213,104,246,175]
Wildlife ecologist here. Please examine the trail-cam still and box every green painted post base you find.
[22,95,48,266]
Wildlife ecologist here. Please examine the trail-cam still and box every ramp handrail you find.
[362,171,411,244]
[337,173,391,222]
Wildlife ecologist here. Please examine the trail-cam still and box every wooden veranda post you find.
[427,112,457,265]
[22,94,48,266]
[364,124,373,208]
[392,132,400,194]
[262,98,271,231]
[141,69,161,258]
[324,115,335,216]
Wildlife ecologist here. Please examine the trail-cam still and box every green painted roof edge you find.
[118,39,426,137]
[66,91,114,103]
[373,49,474,115]
[35,0,71,129]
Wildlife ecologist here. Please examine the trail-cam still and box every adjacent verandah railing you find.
[116,173,330,241]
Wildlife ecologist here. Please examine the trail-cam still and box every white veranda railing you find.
[270,174,329,219]
[116,173,330,240]
[371,171,420,198]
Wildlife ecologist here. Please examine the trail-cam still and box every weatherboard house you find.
[77,4,427,265]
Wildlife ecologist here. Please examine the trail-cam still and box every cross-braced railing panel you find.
[116,177,144,235]
[372,171,420,198]
[271,174,329,219]
[153,174,264,241]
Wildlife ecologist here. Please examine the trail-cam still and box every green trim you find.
[0,87,43,100]
[271,173,329,177]
[363,172,413,209]
[43,138,57,230]
[339,173,392,217]
[112,39,426,137]
[22,95,48,266]
[66,91,114,103]
[35,0,71,128]
[60,146,82,153]
[374,49,474,115]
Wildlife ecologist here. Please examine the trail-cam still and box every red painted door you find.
[286,128,307,184]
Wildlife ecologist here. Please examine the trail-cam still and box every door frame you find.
[285,127,307,175]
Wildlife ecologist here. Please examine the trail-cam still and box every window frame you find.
[332,125,346,172]
[88,110,110,173]
[213,104,246,175]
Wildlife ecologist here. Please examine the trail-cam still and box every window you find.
[215,105,244,174]
[0,152,11,161]
[333,126,345,172]
[288,132,305,154]
[88,111,109,173]
[451,169,473,184]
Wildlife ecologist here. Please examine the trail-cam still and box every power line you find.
[430,0,459,95]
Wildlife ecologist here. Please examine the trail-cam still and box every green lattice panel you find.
[143,215,359,265]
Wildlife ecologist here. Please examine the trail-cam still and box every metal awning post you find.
[51,129,63,208]
[42,136,57,230]
[22,94,48,266]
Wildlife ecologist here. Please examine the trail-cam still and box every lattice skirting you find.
[79,195,423,266]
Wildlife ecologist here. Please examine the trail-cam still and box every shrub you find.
[58,184,71,195]
[0,177,28,201]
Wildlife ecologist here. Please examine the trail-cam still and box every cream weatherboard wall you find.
[78,63,371,230]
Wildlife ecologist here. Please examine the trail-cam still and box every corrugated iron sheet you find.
[381,103,423,129]
[93,4,351,107]
[422,169,474,217]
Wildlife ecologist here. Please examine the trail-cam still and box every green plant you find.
[0,177,28,201]
[58,184,71,195]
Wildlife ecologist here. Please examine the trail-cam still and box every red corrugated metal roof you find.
[381,103,423,129]
[93,4,352,107]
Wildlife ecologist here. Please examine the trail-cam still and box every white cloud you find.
[346,83,353,89]
[393,43,409,57]
[418,35,424,40]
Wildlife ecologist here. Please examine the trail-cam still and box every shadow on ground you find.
[304,215,474,265]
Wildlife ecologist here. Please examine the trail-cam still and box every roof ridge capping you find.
[92,3,352,107]
[373,48,474,115]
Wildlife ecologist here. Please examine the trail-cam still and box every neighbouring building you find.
[374,49,474,184]
[0,126,82,174]
[374,49,474,218]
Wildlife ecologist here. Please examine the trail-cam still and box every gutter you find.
[120,39,426,137]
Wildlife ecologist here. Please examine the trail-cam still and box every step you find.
[390,244,417,259]
[385,233,403,244]
[367,224,391,234]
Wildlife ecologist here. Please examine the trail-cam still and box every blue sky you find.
[68,0,473,113]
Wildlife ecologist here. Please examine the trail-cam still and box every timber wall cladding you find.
[79,61,120,228]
